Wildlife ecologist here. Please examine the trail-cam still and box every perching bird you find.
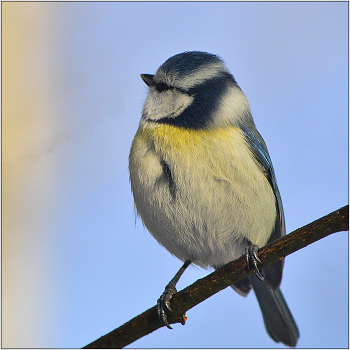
[129,51,299,347]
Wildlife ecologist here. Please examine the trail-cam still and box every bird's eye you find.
[155,82,170,92]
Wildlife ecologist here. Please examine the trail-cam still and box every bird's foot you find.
[157,284,177,329]
[245,244,265,281]
[157,260,192,329]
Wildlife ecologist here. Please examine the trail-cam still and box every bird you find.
[128,51,299,347]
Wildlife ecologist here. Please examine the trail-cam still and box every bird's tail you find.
[251,275,300,347]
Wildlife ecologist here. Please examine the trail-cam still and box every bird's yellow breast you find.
[131,122,248,164]
[129,122,263,193]
[144,122,242,146]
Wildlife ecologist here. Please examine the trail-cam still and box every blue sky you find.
[3,2,348,348]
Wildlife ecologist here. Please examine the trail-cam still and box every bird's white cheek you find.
[216,86,251,126]
[143,91,193,121]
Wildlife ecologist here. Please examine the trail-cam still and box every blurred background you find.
[2,2,348,348]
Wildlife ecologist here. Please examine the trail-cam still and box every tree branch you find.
[83,205,348,349]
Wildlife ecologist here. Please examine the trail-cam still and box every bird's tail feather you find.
[251,275,300,347]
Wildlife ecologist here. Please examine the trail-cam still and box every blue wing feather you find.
[241,126,286,241]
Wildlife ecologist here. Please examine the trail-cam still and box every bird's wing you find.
[241,126,285,240]
[241,126,285,289]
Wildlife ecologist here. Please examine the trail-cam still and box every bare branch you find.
[83,205,348,349]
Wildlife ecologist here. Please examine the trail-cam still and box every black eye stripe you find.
[155,82,171,92]
[153,73,234,96]
[153,82,192,96]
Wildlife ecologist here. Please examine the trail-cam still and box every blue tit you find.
[129,51,299,347]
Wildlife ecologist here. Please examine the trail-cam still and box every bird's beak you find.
[140,74,154,87]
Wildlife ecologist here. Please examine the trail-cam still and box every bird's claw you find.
[157,285,177,329]
[245,244,265,281]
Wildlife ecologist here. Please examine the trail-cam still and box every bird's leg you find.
[245,244,265,281]
[157,259,192,329]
